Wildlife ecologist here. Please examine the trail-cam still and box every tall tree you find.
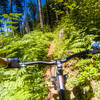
[13,0,24,33]
[24,0,30,33]
[45,0,49,25]
[38,0,43,30]
[14,0,23,13]
[0,0,9,13]
[10,0,12,13]
[0,0,8,34]
[27,0,37,27]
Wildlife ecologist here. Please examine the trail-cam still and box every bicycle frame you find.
[51,59,67,100]
[56,60,65,90]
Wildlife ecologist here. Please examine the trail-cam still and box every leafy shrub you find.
[52,18,100,88]
[0,30,54,100]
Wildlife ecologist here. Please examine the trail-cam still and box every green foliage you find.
[52,17,96,58]
[77,64,99,83]
[0,13,22,35]
[0,30,54,100]
[53,0,63,3]
[0,0,100,99]
[52,14,100,99]
[46,0,100,36]
[65,0,100,35]
[75,53,100,84]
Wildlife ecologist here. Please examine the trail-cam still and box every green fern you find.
[0,31,54,100]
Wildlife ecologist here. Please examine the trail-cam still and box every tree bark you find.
[10,0,15,36]
[54,4,59,20]
[38,0,43,30]
[46,0,49,25]
[10,0,12,13]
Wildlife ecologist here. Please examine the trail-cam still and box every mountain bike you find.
[0,43,100,100]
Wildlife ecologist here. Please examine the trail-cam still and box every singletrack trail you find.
[44,66,59,100]
[44,40,59,100]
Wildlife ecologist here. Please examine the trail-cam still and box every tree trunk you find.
[10,0,15,36]
[25,13,30,33]
[10,0,12,13]
[24,0,30,33]
[63,0,70,14]
[38,0,43,30]
[46,0,49,25]
[54,4,59,20]
[46,0,52,30]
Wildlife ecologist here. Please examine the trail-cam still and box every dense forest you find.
[0,0,100,100]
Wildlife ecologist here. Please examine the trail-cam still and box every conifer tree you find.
[38,0,43,30]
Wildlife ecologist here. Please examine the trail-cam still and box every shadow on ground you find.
[65,81,94,100]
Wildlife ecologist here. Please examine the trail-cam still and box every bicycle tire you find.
[56,75,66,100]
[59,90,66,100]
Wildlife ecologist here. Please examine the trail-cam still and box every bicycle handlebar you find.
[1,47,99,68]
[19,61,56,66]
[18,48,100,67]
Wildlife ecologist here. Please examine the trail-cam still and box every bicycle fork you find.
[50,60,68,100]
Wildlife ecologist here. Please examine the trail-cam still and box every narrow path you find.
[44,40,59,100]
[44,66,59,100]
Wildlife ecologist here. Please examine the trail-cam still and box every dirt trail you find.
[44,66,59,100]
[44,40,59,100]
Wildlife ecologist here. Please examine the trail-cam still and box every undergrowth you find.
[0,17,100,100]
[52,18,100,99]
[0,30,54,100]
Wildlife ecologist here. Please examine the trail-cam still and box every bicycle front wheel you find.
[57,75,66,100]
[59,90,66,100]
